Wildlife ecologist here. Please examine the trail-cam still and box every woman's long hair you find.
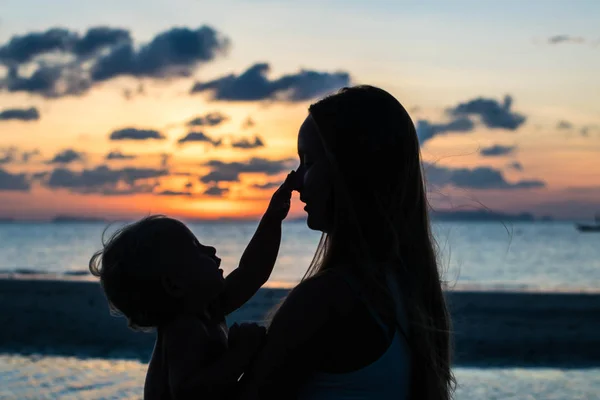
[304,86,455,400]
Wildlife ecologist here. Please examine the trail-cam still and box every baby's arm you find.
[166,317,263,400]
[219,171,299,315]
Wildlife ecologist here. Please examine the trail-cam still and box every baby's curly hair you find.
[89,215,199,330]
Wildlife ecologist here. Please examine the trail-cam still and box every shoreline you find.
[1,272,599,293]
[1,276,600,367]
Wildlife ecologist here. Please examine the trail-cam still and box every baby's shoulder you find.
[161,315,210,341]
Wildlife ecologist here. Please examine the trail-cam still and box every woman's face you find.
[297,115,333,232]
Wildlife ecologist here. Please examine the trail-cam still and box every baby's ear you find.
[161,276,185,297]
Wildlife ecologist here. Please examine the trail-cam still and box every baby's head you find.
[89,215,224,330]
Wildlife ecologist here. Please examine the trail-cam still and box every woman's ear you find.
[162,276,185,297]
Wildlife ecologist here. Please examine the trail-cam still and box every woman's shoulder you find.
[287,268,360,315]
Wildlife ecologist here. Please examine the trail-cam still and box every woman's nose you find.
[295,165,306,191]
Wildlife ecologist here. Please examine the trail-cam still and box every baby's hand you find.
[265,170,300,221]
[229,322,267,357]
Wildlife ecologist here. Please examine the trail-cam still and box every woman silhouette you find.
[240,85,455,400]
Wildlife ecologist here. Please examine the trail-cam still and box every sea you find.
[1,220,599,291]
[1,220,599,399]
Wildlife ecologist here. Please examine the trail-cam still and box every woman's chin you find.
[306,213,327,232]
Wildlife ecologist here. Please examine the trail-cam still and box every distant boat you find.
[576,214,600,232]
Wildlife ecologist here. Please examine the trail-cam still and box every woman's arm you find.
[220,171,299,316]
[238,272,354,400]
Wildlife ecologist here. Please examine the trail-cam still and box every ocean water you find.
[1,220,600,399]
[1,354,599,399]
[1,220,599,291]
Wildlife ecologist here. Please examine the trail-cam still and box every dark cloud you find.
[0,147,40,164]
[424,163,544,190]
[106,150,137,160]
[204,185,228,196]
[73,27,131,57]
[91,26,228,81]
[0,28,77,65]
[479,144,516,157]
[201,157,294,184]
[187,112,229,127]
[156,190,193,197]
[548,35,585,45]
[231,135,265,149]
[0,107,40,121]
[1,25,227,98]
[0,148,16,164]
[556,120,573,130]
[3,64,92,98]
[507,161,524,171]
[449,95,526,130]
[45,165,167,195]
[0,168,30,191]
[22,149,41,162]
[252,181,280,190]
[177,131,222,146]
[191,62,350,102]
[416,117,474,144]
[110,128,165,141]
[47,149,85,164]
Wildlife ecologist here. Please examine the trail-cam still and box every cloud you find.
[177,131,222,146]
[201,157,294,184]
[507,161,523,171]
[581,125,598,137]
[123,83,145,100]
[0,147,40,164]
[187,112,229,127]
[22,149,41,162]
[0,168,30,191]
[91,26,228,81]
[416,117,474,144]
[47,149,85,164]
[0,28,78,65]
[252,181,280,190]
[231,135,265,149]
[204,185,228,196]
[548,35,585,45]
[106,150,137,160]
[424,163,544,190]
[0,107,40,121]
[449,95,526,130]
[3,64,92,98]
[160,153,171,168]
[479,144,516,157]
[0,147,17,164]
[556,120,574,130]
[156,190,193,197]
[0,25,227,98]
[242,117,255,129]
[190,62,350,102]
[73,27,131,58]
[110,128,165,141]
[44,165,167,195]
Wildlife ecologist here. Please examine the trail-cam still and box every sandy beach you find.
[1,274,600,366]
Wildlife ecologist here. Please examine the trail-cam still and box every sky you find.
[1,0,599,220]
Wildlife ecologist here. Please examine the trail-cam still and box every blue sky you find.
[1,0,599,219]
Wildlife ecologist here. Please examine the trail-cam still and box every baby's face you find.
[184,240,225,306]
